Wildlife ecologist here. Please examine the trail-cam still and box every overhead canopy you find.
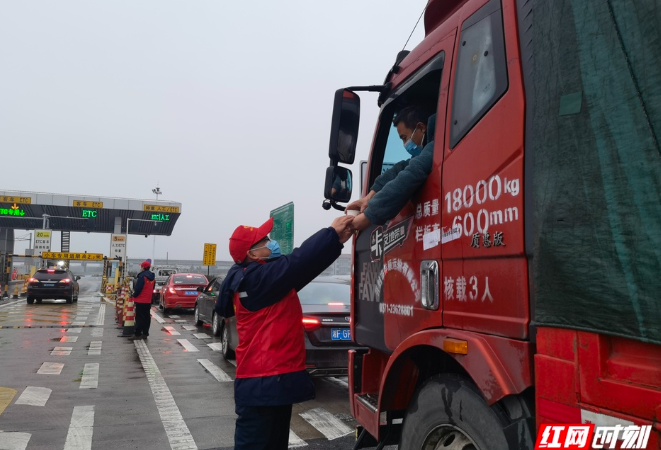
[0,190,182,236]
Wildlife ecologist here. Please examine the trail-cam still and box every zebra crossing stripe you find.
[15,387,51,406]
[60,336,78,343]
[299,408,353,440]
[0,431,31,450]
[206,343,222,351]
[151,310,165,324]
[66,328,82,334]
[51,347,72,356]
[134,340,198,450]
[88,342,102,356]
[164,326,180,336]
[177,339,199,352]
[80,363,99,389]
[288,430,307,448]
[38,363,64,375]
[193,333,210,340]
[197,359,232,382]
[63,405,94,450]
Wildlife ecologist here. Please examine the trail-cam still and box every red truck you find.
[322,0,661,448]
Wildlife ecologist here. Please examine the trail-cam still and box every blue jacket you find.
[215,227,345,406]
[364,114,436,225]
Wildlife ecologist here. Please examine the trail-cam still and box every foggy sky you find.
[0,0,426,262]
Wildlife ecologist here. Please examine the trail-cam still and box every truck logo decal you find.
[370,216,414,261]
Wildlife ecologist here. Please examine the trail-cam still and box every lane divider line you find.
[197,359,232,382]
[94,304,106,326]
[88,342,102,356]
[177,339,199,352]
[80,363,99,389]
[164,326,180,336]
[15,387,52,406]
[63,405,94,450]
[288,429,307,448]
[37,362,64,375]
[51,347,73,356]
[151,310,165,324]
[134,339,198,450]
[0,431,31,450]
[0,299,23,309]
[299,408,353,440]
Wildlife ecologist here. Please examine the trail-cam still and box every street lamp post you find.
[151,186,161,267]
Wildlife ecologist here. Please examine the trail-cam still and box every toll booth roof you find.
[0,190,182,236]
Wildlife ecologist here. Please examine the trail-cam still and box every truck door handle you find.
[420,260,440,310]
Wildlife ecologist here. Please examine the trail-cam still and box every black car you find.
[27,269,80,304]
[194,277,224,336]
[205,276,358,377]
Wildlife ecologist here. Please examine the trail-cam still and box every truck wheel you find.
[399,374,533,450]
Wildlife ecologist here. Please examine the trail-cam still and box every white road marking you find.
[182,326,197,331]
[134,340,198,450]
[207,343,223,351]
[15,387,52,406]
[288,430,307,448]
[299,408,353,440]
[151,310,165,324]
[66,328,82,334]
[164,326,180,336]
[95,304,106,325]
[0,299,23,309]
[175,320,187,323]
[38,363,64,375]
[197,359,232,382]
[72,322,86,326]
[168,315,180,318]
[0,431,31,450]
[193,333,210,340]
[177,339,199,352]
[323,377,349,390]
[91,328,104,337]
[63,405,94,450]
[88,341,102,356]
[227,359,237,367]
[61,336,78,343]
[51,347,73,356]
[80,363,99,389]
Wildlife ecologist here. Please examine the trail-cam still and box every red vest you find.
[233,289,306,378]
[134,278,155,304]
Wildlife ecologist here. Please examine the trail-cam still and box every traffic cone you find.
[12,282,19,299]
[120,292,135,337]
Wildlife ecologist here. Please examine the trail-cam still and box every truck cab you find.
[322,0,661,448]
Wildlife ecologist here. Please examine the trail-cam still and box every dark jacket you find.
[215,227,344,406]
[364,114,436,225]
[132,270,155,298]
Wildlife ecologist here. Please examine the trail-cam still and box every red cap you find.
[229,217,274,263]
[140,261,151,269]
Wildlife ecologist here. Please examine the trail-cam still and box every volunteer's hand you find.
[331,215,354,244]
[351,213,372,232]
[345,190,376,213]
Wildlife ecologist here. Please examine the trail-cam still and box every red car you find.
[159,273,208,313]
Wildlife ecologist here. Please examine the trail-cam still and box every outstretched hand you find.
[331,215,355,244]
[345,190,375,214]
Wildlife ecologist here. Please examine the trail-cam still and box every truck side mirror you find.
[328,89,360,164]
[324,166,353,203]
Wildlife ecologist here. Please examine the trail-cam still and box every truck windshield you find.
[382,122,412,174]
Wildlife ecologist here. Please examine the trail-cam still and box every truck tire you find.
[399,374,534,450]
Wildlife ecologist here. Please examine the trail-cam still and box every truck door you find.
[440,0,528,339]
[354,34,455,353]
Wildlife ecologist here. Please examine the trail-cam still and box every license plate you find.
[331,328,351,341]
[43,283,55,287]
[185,291,197,296]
